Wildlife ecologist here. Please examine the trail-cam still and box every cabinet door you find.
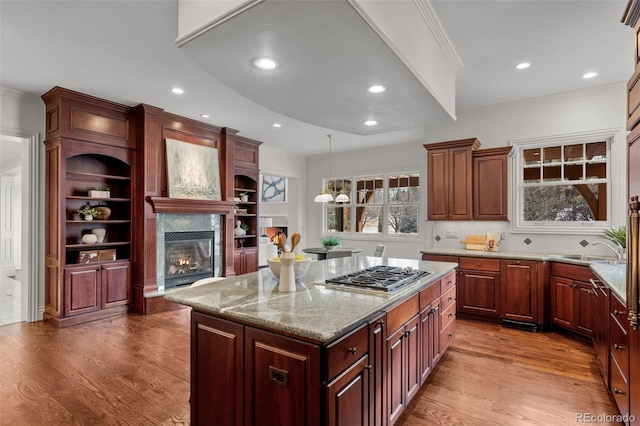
[245,327,321,426]
[448,146,473,220]
[593,286,609,385]
[419,303,439,385]
[551,276,575,329]
[405,315,421,403]
[458,270,501,317]
[473,148,510,221]
[368,313,387,426]
[64,265,101,316]
[500,260,537,323]
[426,148,450,220]
[102,261,131,308]
[576,281,596,338]
[233,250,244,275]
[243,247,259,273]
[387,326,405,425]
[190,312,244,426]
[325,355,370,426]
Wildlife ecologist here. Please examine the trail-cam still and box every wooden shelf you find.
[67,171,131,181]
[66,241,131,250]
[67,196,131,202]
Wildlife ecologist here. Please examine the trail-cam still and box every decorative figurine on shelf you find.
[234,220,246,236]
[77,203,99,221]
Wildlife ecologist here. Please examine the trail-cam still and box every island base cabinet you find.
[325,355,370,426]
[191,312,244,426]
[245,327,321,426]
[387,314,420,425]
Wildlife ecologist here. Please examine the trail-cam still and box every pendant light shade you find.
[315,134,350,203]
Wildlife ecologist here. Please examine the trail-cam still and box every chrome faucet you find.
[592,241,624,262]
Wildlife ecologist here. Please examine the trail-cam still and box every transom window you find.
[325,172,419,236]
[512,130,614,233]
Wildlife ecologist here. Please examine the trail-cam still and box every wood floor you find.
[0,312,619,425]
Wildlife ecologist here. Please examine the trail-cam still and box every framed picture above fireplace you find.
[166,138,221,200]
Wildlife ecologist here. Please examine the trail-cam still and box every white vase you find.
[91,228,106,243]
[82,234,98,244]
[84,214,94,221]
[234,220,246,236]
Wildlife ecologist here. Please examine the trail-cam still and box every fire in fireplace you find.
[164,231,214,288]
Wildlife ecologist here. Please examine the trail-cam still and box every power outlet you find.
[446,231,458,239]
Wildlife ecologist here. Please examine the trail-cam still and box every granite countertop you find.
[420,247,621,266]
[590,263,627,302]
[164,256,457,345]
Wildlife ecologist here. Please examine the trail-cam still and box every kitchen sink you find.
[548,254,621,264]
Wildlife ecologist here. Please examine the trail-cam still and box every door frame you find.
[1,128,42,322]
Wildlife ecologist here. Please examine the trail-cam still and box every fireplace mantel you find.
[146,196,235,215]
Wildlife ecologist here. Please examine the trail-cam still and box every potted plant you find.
[602,226,626,249]
[239,192,249,202]
[321,236,340,251]
[77,204,99,221]
[241,223,250,234]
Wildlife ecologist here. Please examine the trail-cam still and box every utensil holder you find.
[278,252,296,292]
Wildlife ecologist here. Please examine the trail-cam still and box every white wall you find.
[305,83,628,260]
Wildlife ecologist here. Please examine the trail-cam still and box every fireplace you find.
[164,231,214,288]
[156,213,222,291]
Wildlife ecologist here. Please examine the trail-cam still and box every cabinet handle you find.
[614,343,624,350]
[448,296,453,301]
[476,263,481,267]
[589,279,600,290]
[448,313,453,318]
[348,347,357,355]
[614,310,623,315]
[516,260,521,265]
[614,388,625,395]
[447,280,453,286]
[448,333,453,338]
[365,365,372,370]
[376,320,385,327]
[588,290,595,296]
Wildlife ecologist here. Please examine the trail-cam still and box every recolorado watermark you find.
[576,412,636,423]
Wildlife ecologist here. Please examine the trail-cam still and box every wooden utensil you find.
[290,232,301,252]
[276,233,287,252]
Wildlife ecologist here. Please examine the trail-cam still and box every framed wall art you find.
[261,174,287,203]
[165,138,221,200]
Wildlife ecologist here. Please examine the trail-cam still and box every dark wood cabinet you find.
[424,138,479,221]
[190,312,244,426]
[591,280,610,386]
[500,259,538,324]
[368,312,387,426]
[551,263,597,338]
[419,299,440,384]
[42,87,134,327]
[473,146,511,221]
[610,293,631,424]
[458,257,501,317]
[233,137,261,275]
[326,355,370,426]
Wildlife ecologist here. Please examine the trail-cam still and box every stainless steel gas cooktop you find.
[325,265,430,292]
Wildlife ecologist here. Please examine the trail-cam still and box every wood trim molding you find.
[145,196,235,215]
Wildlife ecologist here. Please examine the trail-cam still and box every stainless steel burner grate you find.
[325,265,430,292]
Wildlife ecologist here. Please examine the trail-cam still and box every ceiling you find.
[0,1,634,156]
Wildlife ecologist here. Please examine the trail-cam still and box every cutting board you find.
[460,234,487,251]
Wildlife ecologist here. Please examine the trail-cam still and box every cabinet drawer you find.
[440,270,457,293]
[440,301,456,330]
[420,282,440,310]
[611,294,629,330]
[387,293,419,333]
[326,323,369,380]
[610,317,629,376]
[441,285,456,310]
[610,356,630,417]
[440,319,456,354]
[459,257,501,272]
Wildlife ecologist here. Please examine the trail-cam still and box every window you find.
[324,172,420,237]
[512,130,614,233]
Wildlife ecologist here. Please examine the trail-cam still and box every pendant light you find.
[314,134,350,203]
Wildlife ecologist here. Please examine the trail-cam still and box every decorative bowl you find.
[323,244,338,251]
[267,257,312,280]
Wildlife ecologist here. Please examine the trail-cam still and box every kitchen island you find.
[165,256,457,426]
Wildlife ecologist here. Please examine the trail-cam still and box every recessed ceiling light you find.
[515,62,530,70]
[273,123,281,128]
[583,71,598,79]
[367,85,387,93]
[200,114,210,118]
[253,58,278,70]
[364,120,378,126]
[172,87,184,94]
